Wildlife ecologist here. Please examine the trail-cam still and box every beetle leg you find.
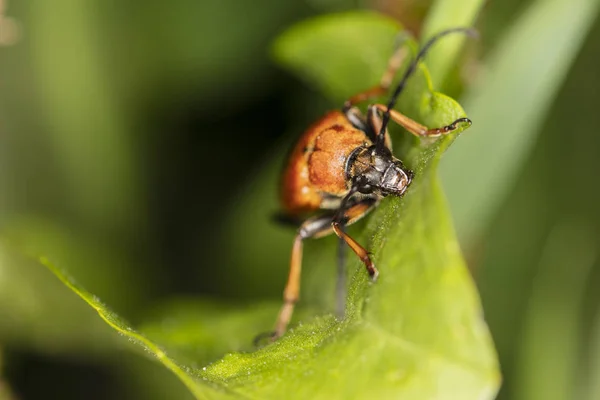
[342,43,409,137]
[373,103,472,138]
[332,198,379,280]
[334,196,379,316]
[343,45,409,110]
[273,213,336,339]
[343,43,409,139]
[336,235,346,317]
[367,105,392,151]
[344,106,370,134]
[332,222,378,280]
[272,197,378,339]
[273,234,303,339]
[381,46,409,88]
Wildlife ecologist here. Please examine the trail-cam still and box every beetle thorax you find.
[346,146,413,197]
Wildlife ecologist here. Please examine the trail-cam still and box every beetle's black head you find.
[347,145,413,197]
[379,159,414,196]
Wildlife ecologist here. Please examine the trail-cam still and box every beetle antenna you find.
[377,27,478,150]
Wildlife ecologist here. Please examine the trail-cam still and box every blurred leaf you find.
[272,11,400,103]
[512,220,596,400]
[0,240,120,354]
[101,0,309,115]
[440,0,600,246]
[0,348,16,400]
[27,1,142,238]
[0,216,150,354]
[588,307,600,400]
[35,12,499,400]
[472,15,600,399]
[271,10,460,123]
[115,354,197,400]
[421,0,484,87]
[4,217,145,313]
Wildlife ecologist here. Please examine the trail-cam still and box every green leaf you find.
[36,257,226,400]
[205,179,499,400]
[139,298,290,366]
[272,11,400,104]
[34,11,499,399]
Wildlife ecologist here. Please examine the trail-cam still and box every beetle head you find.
[379,159,413,196]
[349,146,413,197]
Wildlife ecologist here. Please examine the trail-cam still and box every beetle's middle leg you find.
[273,213,337,339]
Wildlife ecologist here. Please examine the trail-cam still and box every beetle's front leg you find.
[332,198,379,280]
[272,197,378,340]
[373,103,472,138]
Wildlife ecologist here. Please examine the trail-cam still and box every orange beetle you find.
[271,28,475,340]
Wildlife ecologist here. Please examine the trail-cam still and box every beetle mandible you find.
[272,27,475,340]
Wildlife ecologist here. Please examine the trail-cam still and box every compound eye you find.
[353,176,373,194]
[357,184,372,194]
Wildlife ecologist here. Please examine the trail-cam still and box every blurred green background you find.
[0,0,599,399]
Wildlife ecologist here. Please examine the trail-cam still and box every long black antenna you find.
[377,27,478,150]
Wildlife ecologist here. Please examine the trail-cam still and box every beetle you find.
[271,27,475,340]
